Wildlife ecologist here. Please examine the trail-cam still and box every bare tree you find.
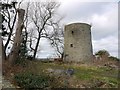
[1,1,64,61]
[23,2,31,45]
[1,0,24,59]
[28,1,61,59]
[45,22,64,59]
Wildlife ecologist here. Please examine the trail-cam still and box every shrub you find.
[95,50,110,57]
[109,56,120,61]
[14,59,28,67]
[14,72,51,88]
[26,55,33,60]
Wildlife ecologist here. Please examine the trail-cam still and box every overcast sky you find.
[19,0,119,58]
[36,0,119,58]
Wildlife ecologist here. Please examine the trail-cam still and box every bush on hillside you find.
[109,56,120,61]
[95,50,110,57]
[14,72,52,88]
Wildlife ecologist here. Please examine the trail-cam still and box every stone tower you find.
[64,23,93,63]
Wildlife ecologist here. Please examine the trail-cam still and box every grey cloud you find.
[92,36,118,57]
[60,2,114,21]
[60,2,118,40]
[69,3,109,17]
[37,38,56,58]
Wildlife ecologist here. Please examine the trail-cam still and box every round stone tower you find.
[64,23,93,63]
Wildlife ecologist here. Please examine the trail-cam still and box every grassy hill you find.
[9,59,119,88]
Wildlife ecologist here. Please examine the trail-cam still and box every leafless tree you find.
[1,0,24,59]
[28,1,62,59]
[46,22,64,59]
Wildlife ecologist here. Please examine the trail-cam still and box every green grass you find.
[15,60,119,88]
[93,76,118,87]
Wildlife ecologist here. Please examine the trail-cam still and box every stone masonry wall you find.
[64,23,93,63]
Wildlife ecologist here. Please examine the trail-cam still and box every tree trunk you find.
[0,36,6,61]
[5,30,12,51]
[0,11,2,74]
[2,42,6,60]
[9,9,25,65]
[33,34,41,59]
[0,36,3,73]
[5,12,17,51]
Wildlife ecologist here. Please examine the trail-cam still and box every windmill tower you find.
[64,23,93,63]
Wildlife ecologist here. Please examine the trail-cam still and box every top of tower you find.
[65,22,91,29]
